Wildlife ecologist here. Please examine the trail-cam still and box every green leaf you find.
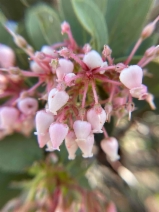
[72,0,108,51]
[91,0,108,15]
[25,3,63,50]
[106,0,154,57]
[0,171,26,209]
[58,0,90,46]
[0,133,43,173]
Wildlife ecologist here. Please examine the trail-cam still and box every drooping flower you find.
[18,97,38,115]
[56,58,74,82]
[65,130,78,160]
[73,120,91,141]
[48,88,69,115]
[0,44,15,68]
[76,133,94,158]
[101,137,120,161]
[35,110,54,135]
[83,50,103,70]
[87,106,106,133]
[49,122,69,151]
[0,106,19,129]
[119,65,143,89]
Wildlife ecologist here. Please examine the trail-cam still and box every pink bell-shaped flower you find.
[49,122,69,151]
[64,73,76,86]
[48,88,69,115]
[18,97,38,115]
[87,106,106,133]
[41,45,58,57]
[37,132,50,148]
[65,130,78,160]
[73,120,91,141]
[56,58,74,82]
[0,44,15,68]
[76,133,94,158]
[83,50,103,70]
[119,65,143,89]
[30,61,44,74]
[101,137,120,161]
[129,84,147,99]
[35,110,54,135]
[0,106,19,128]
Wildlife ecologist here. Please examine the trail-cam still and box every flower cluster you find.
[0,18,158,160]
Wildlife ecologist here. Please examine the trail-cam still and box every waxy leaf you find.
[25,3,62,49]
[72,0,108,51]
[106,0,154,57]
[0,133,43,173]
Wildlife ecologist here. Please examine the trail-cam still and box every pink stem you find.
[93,65,115,74]
[67,30,78,50]
[70,53,88,70]
[51,42,66,49]
[140,56,155,68]
[109,85,116,102]
[102,127,108,138]
[27,80,43,94]
[91,80,98,104]
[137,55,147,66]
[95,75,121,85]
[82,82,89,108]
[124,38,143,65]
[21,71,40,77]
[107,55,114,65]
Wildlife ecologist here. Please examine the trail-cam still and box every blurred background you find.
[0,0,159,211]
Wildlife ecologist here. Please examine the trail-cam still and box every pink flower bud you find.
[101,137,120,161]
[129,84,147,99]
[141,22,156,39]
[18,97,38,115]
[83,50,103,70]
[0,44,15,68]
[83,43,91,54]
[35,110,54,135]
[37,133,50,148]
[0,106,19,128]
[48,88,69,115]
[64,73,76,86]
[65,130,78,160]
[76,133,94,158]
[30,61,44,74]
[106,202,117,212]
[119,65,143,89]
[56,59,74,82]
[102,45,112,57]
[87,106,106,133]
[49,123,69,151]
[73,120,91,141]
[61,21,70,34]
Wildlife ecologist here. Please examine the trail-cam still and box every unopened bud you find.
[145,46,156,57]
[102,45,112,57]
[83,44,91,54]
[141,16,159,39]
[61,21,70,34]
[14,35,27,48]
[58,47,70,58]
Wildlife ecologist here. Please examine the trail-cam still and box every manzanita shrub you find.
[0,0,159,211]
